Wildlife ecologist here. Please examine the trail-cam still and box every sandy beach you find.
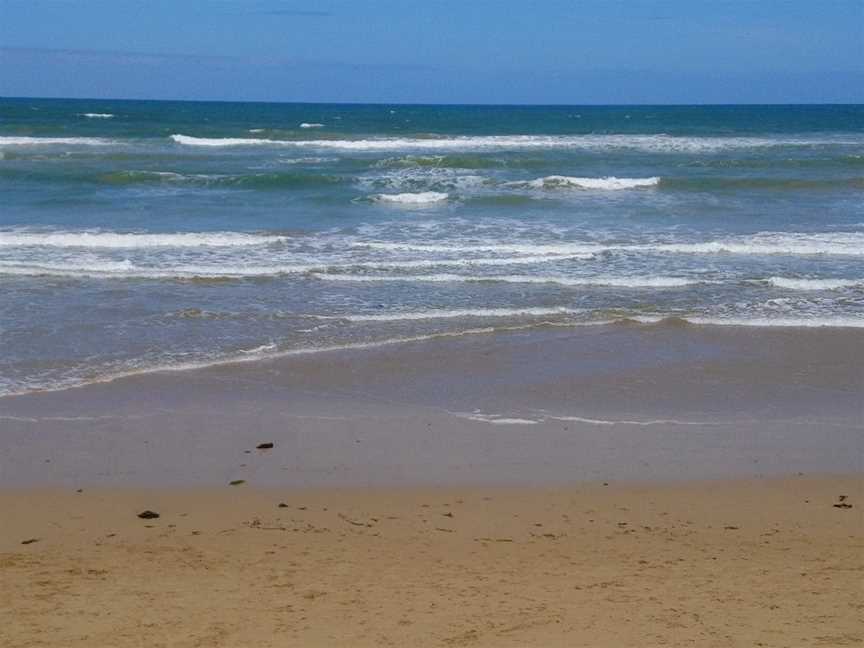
[2,477,861,647]
[1,323,862,646]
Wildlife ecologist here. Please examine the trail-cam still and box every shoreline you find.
[2,475,861,647]
[2,322,861,489]
[3,317,864,402]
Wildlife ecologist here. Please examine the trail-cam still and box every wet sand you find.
[1,323,861,488]
[2,477,862,648]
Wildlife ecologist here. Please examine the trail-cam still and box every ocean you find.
[1,98,862,397]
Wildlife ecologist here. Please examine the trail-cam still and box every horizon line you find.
[2,95,863,108]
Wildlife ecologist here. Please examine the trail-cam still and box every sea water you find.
[1,99,862,395]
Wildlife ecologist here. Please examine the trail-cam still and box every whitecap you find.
[510,176,660,190]
[371,191,450,204]
[169,133,861,152]
[0,229,287,249]
[314,273,700,288]
[0,136,115,146]
[763,277,863,290]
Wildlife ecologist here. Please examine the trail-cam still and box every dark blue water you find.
[1,98,863,396]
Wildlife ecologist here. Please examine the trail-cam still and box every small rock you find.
[21,538,39,545]
[833,502,853,509]
[278,502,289,508]
[137,510,160,520]
[229,480,246,486]
[257,442,274,450]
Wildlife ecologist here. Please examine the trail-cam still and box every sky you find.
[1,0,862,104]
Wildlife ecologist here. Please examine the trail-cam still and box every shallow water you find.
[1,99,862,396]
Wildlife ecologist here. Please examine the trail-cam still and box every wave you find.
[459,412,736,427]
[510,175,660,190]
[683,316,864,329]
[0,229,287,249]
[375,155,521,170]
[327,307,585,322]
[299,123,324,129]
[78,113,114,119]
[170,134,286,147]
[663,176,864,191]
[314,273,700,288]
[169,133,861,152]
[4,311,862,398]
[0,261,315,279]
[0,136,115,146]
[0,253,599,280]
[365,232,864,257]
[763,277,863,291]
[371,191,450,204]
[98,170,343,189]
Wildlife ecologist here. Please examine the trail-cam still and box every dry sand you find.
[2,476,861,647]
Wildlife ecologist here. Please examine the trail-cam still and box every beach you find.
[2,478,861,647]
[2,322,863,646]
[1,99,863,646]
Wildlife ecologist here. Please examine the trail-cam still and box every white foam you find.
[764,277,863,291]
[330,307,584,322]
[686,316,864,328]
[364,232,864,257]
[170,134,282,147]
[169,133,860,152]
[372,192,449,204]
[300,123,324,129]
[513,176,661,190]
[546,415,732,427]
[459,413,541,425]
[314,273,699,288]
[0,136,115,146]
[0,230,287,249]
[0,261,318,279]
[78,113,114,119]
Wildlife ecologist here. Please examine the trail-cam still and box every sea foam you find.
[314,273,700,288]
[764,277,863,290]
[0,136,115,146]
[364,232,864,257]
[331,306,584,322]
[513,176,660,190]
[372,192,449,204]
[169,133,860,152]
[0,230,287,249]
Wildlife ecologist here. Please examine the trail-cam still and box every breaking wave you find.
[365,232,864,257]
[371,191,450,204]
[0,136,115,146]
[510,175,660,190]
[169,133,860,152]
[0,229,287,249]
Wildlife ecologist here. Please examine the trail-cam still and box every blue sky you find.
[1,0,862,103]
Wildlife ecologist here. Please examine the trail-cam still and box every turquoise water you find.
[1,98,863,396]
